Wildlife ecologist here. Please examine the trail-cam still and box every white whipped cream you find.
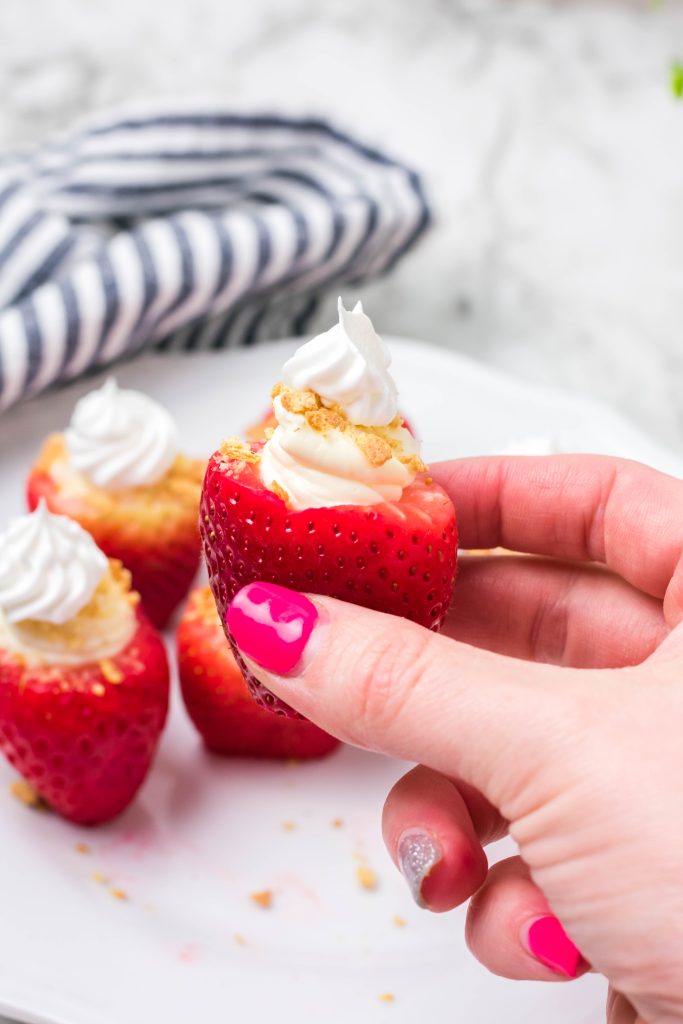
[0,502,108,625]
[282,298,398,426]
[65,378,178,490]
[260,299,421,510]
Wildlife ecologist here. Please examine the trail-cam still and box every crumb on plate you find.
[331,817,344,829]
[250,889,273,909]
[281,820,297,832]
[10,779,48,810]
[392,915,406,928]
[75,842,91,855]
[378,993,395,1004]
[111,888,128,901]
[91,871,108,884]
[355,864,378,891]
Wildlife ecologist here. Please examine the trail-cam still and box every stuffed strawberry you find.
[0,504,169,825]
[27,378,205,628]
[200,299,457,715]
[178,587,339,758]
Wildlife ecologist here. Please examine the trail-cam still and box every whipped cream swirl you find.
[260,299,421,510]
[282,298,398,426]
[0,502,108,625]
[65,378,178,490]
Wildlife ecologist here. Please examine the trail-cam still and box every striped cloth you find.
[0,107,429,415]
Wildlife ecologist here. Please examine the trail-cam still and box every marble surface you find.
[1,0,682,450]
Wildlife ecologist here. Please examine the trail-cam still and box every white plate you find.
[1,338,679,1024]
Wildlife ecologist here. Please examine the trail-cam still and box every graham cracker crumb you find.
[10,779,47,810]
[270,481,290,505]
[392,915,406,928]
[378,993,395,1004]
[424,476,433,485]
[398,453,428,474]
[305,407,347,433]
[234,933,247,946]
[355,865,378,891]
[280,387,320,415]
[264,426,275,440]
[111,888,128,901]
[281,820,297,832]
[250,889,273,909]
[100,659,123,684]
[354,431,393,467]
[92,682,106,697]
[331,818,344,829]
[271,382,286,400]
[75,842,91,855]
[219,437,261,464]
[91,871,108,884]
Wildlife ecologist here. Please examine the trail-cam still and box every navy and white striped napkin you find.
[0,107,429,415]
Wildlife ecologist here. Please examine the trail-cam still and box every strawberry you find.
[0,604,169,826]
[200,441,457,715]
[27,435,205,628]
[177,587,339,758]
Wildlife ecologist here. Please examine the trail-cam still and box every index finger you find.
[432,455,683,604]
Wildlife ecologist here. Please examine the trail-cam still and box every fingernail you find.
[524,916,581,978]
[227,582,318,676]
[396,829,442,909]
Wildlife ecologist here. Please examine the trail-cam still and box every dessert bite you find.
[200,299,458,714]
[178,587,339,758]
[0,503,170,825]
[26,379,205,628]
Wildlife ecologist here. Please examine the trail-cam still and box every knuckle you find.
[347,624,436,744]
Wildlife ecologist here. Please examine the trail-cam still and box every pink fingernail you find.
[227,583,318,676]
[525,916,581,978]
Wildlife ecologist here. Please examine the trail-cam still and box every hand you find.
[227,455,683,1024]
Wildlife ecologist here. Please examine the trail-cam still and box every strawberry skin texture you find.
[177,587,339,758]
[27,447,203,629]
[0,610,170,825]
[200,444,457,714]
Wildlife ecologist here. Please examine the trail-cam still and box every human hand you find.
[227,455,683,1024]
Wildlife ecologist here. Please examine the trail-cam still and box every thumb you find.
[227,582,588,816]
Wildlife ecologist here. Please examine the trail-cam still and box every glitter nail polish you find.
[397,828,442,908]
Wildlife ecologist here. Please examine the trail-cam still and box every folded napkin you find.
[0,107,429,415]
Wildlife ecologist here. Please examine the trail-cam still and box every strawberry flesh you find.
[0,609,170,825]
[178,587,339,758]
[200,443,457,715]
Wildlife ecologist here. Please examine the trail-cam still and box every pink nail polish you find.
[525,916,581,979]
[227,582,318,676]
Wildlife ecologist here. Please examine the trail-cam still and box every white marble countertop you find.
[1,0,682,449]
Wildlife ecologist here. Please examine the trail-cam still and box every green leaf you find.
[671,61,683,100]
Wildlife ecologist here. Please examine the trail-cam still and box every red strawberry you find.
[200,440,457,715]
[177,587,339,758]
[0,583,169,826]
[27,435,205,628]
